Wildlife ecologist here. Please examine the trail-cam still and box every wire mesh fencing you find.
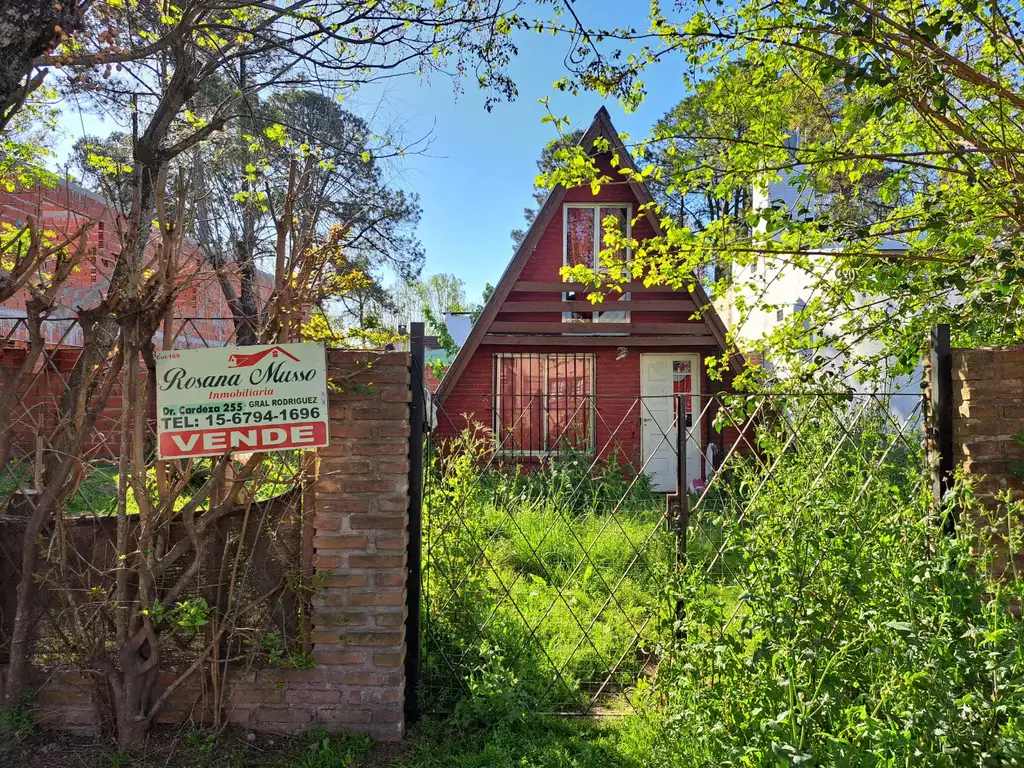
[0,317,312,681]
[0,316,245,466]
[418,385,925,716]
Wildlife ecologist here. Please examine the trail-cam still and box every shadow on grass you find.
[380,714,658,768]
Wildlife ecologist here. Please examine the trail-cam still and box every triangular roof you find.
[437,106,739,399]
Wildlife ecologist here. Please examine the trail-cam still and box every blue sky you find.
[52,2,689,304]
[348,8,688,304]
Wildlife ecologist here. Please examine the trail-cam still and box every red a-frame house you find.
[433,107,740,492]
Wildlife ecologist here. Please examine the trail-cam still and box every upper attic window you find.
[563,204,630,323]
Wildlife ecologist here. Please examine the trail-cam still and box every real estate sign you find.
[155,342,329,459]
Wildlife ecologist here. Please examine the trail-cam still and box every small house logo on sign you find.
[227,346,300,368]
[154,342,329,459]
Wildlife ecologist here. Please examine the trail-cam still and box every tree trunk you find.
[114,641,157,750]
[235,245,262,346]
[1,152,162,708]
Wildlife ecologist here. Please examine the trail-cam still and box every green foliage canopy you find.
[544,0,1024,384]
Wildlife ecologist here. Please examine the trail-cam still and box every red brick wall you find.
[308,350,410,738]
[0,181,280,459]
[1,350,412,740]
[951,346,1024,496]
[0,346,142,460]
[944,347,1024,577]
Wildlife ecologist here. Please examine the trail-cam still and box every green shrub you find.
[0,693,35,744]
[287,727,373,768]
[397,711,660,768]
[657,407,1024,767]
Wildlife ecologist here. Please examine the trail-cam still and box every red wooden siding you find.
[435,158,734,481]
[491,162,712,342]
[436,343,735,484]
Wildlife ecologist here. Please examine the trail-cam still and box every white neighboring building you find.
[443,311,473,347]
[716,149,922,419]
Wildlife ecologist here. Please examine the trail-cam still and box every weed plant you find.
[658,408,1024,766]
[421,429,673,718]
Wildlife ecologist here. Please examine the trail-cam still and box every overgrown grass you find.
[0,460,120,514]
[392,712,660,768]
[420,402,1024,767]
[288,727,374,768]
[657,407,1024,767]
[422,436,673,717]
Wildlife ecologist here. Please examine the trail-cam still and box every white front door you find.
[640,354,702,493]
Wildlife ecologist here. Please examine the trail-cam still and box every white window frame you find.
[493,353,597,457]
[562,203,632,325]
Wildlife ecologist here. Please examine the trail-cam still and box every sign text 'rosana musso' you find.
[154,343,330,459]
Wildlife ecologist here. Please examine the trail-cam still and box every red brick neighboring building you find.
[434,108,742,492]
[0,178,269,348]
[0,179,271,460]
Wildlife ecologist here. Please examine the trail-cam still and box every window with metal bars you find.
[494,353,595,455]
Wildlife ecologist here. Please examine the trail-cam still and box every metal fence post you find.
[404,322,425,723]
[930,323,956,535]
[673,393,689,629]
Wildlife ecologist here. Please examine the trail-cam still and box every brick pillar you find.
[951,346,1024,578]
[952,347,1024,498]
[311,350,411,740]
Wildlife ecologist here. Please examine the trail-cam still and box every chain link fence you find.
[0,317,311,687]
[418,383,925,716]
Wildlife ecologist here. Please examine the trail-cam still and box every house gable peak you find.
[437,108,738,398]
